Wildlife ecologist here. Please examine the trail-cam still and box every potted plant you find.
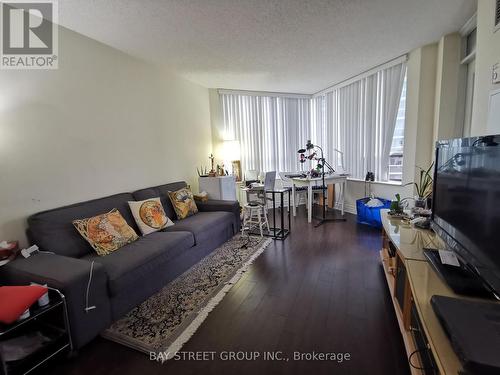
[390,193,404,214]
[405,162,434,208]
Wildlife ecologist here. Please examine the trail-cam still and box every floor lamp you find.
[298,140,346,227]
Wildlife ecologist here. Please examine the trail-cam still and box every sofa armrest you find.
[197,199,241,233]
[0,253,111,349]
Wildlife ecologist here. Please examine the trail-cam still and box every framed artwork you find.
[232,160,242,182]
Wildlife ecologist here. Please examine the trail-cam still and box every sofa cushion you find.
[165,211,234,244]
[73,208,139,256]
[28,193,137,258]
[133,181,187,220]
[168,187,198,219]
[82,231,194,296]
[128,197,174,236]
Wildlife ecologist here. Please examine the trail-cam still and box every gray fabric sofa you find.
[0,181,240,349]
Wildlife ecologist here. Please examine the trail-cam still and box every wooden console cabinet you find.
[379,210,462,375]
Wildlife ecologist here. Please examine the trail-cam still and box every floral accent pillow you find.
[168,187,198,220]
[73,208,139,256]
[128,197,174,236]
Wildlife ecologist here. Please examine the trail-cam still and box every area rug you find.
[102,235,272,358]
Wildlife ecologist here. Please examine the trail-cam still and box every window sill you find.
[347,178,403,187]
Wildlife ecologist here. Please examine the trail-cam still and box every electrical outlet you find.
[493,63,500,84]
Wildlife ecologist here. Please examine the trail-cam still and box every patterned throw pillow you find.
[168,187,198,220]
[128,197,174,236]
[73,208,139,256]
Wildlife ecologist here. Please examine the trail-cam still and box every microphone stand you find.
[312,144,346,227]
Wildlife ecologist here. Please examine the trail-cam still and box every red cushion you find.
[0,285,48,324]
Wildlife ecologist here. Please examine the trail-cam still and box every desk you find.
[291,175,347,223]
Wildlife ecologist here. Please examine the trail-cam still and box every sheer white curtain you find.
[221,93,310,173]
[221,58,406,181]
[311,61,407,181]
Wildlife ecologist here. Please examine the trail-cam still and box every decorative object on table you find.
[388,212,410,219]
[168,187,198,219]
[128,198,174,236]
[102,235,271,358]
[72,209,139,256]
[193,191,209,202]
[197,165,209,177]
[216,164,228,176]
[0,241,19,267]
[231,160,242,182]
[0,285,48,324]
[364,171,375,199]
[388,193,410,218]
[412,207,432,217]
[208,154,216,177]
[410,216,431,230]
[404,162,434,209]
[297,140,345,227]
[356,197,392,228]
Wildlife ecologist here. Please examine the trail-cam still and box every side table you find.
[0,287,72,374]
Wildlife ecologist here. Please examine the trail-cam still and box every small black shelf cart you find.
[245,187,291,240]
[0,287,72,375]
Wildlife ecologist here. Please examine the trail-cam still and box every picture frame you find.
[231,160,242,182]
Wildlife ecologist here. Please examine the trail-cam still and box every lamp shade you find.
[222,140,240,161]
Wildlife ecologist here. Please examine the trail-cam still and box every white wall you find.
[0,26,212,247]
[433,33,465,141]
[209,88,226,163]
[471,0,500,135]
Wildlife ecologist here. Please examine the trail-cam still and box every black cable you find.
[408,349,435,372]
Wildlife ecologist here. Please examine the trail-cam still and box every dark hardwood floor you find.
[49,207,410,375]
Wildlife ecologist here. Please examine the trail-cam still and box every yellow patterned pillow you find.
[72,208,139,256]
[168,188,198,220]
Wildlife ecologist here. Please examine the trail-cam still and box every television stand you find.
[423,249,495,299]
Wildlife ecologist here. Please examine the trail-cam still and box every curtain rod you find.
[313,54,408,97]
[217,88,312,99]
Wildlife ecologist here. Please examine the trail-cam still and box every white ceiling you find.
[58,0,476,94]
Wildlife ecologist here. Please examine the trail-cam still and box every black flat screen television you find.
[431,134,500,298]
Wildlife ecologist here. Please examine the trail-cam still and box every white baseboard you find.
[333,202,356,215]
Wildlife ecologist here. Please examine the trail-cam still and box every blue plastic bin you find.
[356,197,392,228]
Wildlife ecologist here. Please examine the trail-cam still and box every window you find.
[311,60,407,182]
[388,75,407,182]
[221,58,408,183]
[460,15,477,136]
[221,93,310,174]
